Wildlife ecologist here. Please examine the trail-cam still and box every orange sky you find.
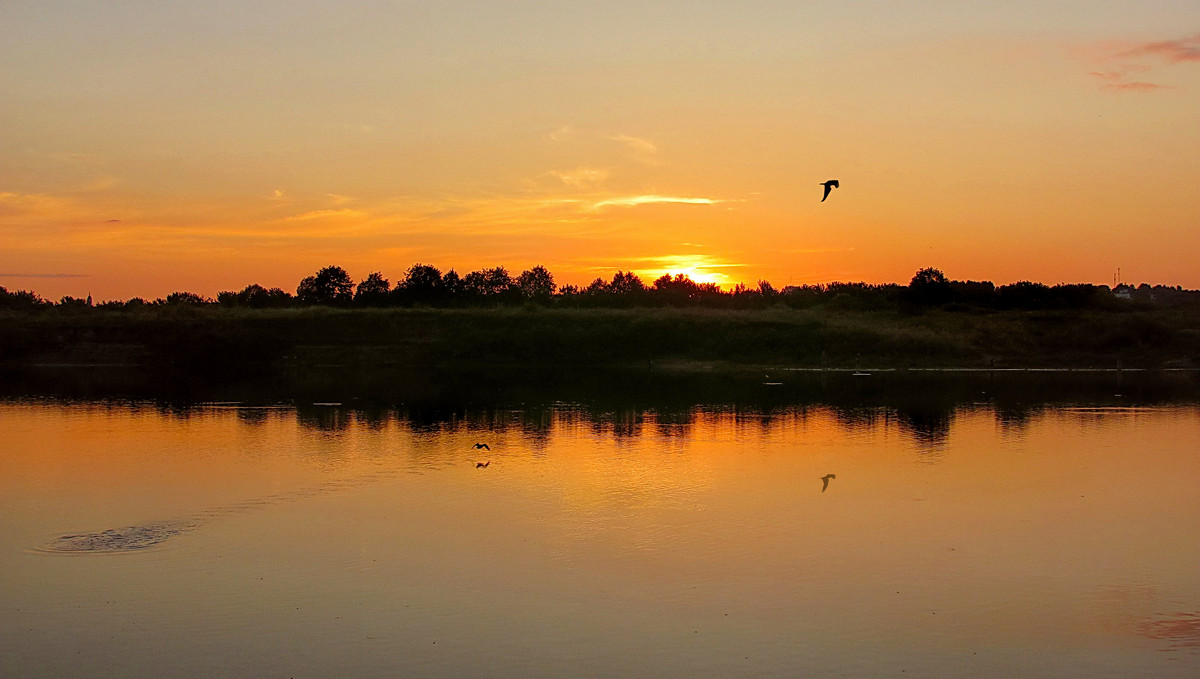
[2,3,1198,301]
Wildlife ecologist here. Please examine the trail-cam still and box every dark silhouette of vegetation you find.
[15,264,1196,313]
[6,266,1200,374]
[297,265,354,306]
[354,272,391,307]
[165,291,211,306]
[907,267,952,306]
[217,284,293,309]
[0,285,51,310]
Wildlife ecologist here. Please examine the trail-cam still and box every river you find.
[2,374,1199,677]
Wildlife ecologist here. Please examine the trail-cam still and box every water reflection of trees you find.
[279,400,968,458]
[894,406,954,448]
[587,409,646,438]
[296,406,352,432]
[27,369,1193,458]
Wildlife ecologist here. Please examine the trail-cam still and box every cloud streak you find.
[1088,69,1173,92]
[0,272,90,278]
[610,134,658,156]
[591,195,722,210]
[1085,33,1200,92]
[550,167,611,188]
[1122,33,1200,64]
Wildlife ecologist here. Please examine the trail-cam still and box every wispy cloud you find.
[550,167,611,189]
[0,272,90,278]
[591,195,721,210]
[284,209,367,222]
[1089,72,1171,92]
[547,125,576,142]
[777,246,857,255]
[1083,33,1199,92]
[610,134,658,156]
[1122,33,1200,63]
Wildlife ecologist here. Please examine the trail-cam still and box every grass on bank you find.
[3,302,1198,372]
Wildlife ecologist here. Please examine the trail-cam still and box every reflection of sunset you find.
[4,399,1200,675]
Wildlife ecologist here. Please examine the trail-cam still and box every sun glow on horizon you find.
[617,254,745,288]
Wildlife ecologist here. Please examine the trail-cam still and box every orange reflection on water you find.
[2,400,1199,677]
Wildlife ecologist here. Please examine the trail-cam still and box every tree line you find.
[2,265,1197,313]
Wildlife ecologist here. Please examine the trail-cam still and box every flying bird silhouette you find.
[820,474,836,492]
[472,443,490,450]
[476,461,490,468]
[819,179,839,202]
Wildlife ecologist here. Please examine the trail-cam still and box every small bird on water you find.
[820,474,836,492]
[472,443,490,450]
[819,179,839,202]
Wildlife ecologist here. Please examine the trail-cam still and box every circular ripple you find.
[44,522,193,553]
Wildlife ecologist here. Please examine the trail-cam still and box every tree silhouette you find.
[219,283,293,308]
[653,273,701,305]
[297,265,354,306]
[908,267,952,305]
[354,272,391,307]
[463,266,516,303]
[164,291,210,305]
[440,270,463,303]
[396,264,444,306]
[610,271,647,298]
[517,265,556,302]
[585,277,610,295]
[57,295,91,309]
[0,286,49,310]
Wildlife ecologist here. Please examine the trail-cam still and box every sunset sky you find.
[3,1,1198,301]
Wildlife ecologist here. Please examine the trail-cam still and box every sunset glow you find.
[2,3,1198,301]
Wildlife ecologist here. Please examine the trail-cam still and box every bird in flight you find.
[819,179,839,202]
[476,461,490,468]
[820,473,836,492]
[472,443,490,450]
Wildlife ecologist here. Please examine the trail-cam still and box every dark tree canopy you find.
[354,272,391,307]
[297,266,354,306]
[164,291,210,305]
[395,264,444,306]
[517,265,556,301]
[218,284,293,308]
[907,267,952,305]
[26,264,1200,313]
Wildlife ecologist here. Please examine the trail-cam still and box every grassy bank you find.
[2,304,1198,373]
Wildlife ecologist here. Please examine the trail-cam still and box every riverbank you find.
[3,304,1198,373]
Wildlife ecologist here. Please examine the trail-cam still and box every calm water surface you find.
[2,396,1199,678]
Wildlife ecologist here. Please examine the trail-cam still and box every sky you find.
[2,1,1199,301]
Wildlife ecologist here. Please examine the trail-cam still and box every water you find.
[2,392,1199,677]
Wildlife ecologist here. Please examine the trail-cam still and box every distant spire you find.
[86,292,93,307]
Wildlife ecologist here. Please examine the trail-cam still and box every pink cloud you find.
[1122,33,1200,63]
[1103,80,1172,92]
[1088,69,1173,92]
[1082,33,1198,92]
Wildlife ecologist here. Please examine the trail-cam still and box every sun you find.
[636,266,732,288]
[633,254,740,289]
